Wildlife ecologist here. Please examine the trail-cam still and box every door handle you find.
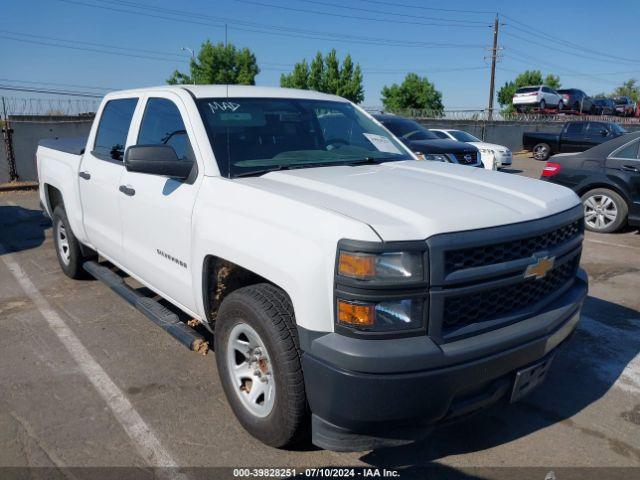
[119,185,136,196]
[622,164,639,173]
[78,171,91,180]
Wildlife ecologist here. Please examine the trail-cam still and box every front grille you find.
[442,257,578,332]
[445,220,581,274]
[453,151,478,165]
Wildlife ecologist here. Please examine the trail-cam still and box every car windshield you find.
[197,98,412,177]
[611,123,628,134]
[378,118,438,141]
[516,87,539,94]
[614,97,628,105]
[449,130,481,142]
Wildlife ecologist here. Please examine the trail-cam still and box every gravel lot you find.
[1,154,639,479]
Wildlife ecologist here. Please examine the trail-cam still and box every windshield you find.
[378,118,438,141]
[197,98,412,177]
[611,123,628,135]
[449,130,481,142]
[614,97,629,105]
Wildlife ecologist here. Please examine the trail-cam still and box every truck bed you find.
[39,136,88,155]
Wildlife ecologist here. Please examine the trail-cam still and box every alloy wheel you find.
[584,194,618,230]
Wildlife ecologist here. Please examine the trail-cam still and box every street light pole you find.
[181,47,195,85]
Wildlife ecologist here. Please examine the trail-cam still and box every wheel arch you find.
[201,255,294,327]
[576,181,632,207]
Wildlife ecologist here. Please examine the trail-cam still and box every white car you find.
[430,129,512,169]
[37,85,587,452]
[512,85,564,112]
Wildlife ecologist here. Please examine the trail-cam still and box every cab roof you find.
[105,85,348,102]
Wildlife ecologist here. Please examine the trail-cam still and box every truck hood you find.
[236,160,579,240]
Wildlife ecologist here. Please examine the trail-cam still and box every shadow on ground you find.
[360,296,640,469]
[0,205,50,253]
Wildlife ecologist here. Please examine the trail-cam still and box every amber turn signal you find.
[338,252,375,279]
[337,300,375,327]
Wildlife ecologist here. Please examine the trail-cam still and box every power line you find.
[0,78,118,91]
[55,0,485,49]
[0,84,104,98]
[500,13,640,64]
[294,0,491,24]
[351,0,495,14]
[234,0,490,28]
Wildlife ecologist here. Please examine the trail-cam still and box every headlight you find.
[338,251,423,280]
[337,298,423,332]
[424,153,448,162]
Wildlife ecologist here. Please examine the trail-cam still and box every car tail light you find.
[542,162,562,177]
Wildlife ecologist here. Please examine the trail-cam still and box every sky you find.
[1,0,640,111]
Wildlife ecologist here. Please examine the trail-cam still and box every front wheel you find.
[532,143,551,161]
[215,284,309,448]
[581,189,628,233]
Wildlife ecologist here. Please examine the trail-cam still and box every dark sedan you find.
[557,88,595,114]
[540,132,640,233]
[374,114,481,167]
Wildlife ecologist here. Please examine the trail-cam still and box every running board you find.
[83,261,209,355]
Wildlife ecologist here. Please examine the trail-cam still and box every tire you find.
[214,283,309,448]
[581,188,628,233]
[52,206,95,279]
[557,101,563,111]
[574,102,580,113]
[539,99,546,110]
[532,143,551,161]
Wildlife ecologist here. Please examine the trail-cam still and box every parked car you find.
[373,114,482,168]
[557,89,595,114]
[429,128,512,169]
[512,85,563,112]
[541,131,640,233]
[523,121,628,160]
[36,85,587,452]
[614,96,638,117]
[593,98,617,116]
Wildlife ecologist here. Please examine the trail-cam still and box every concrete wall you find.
[1,118,93,183]
[415,119,640,151]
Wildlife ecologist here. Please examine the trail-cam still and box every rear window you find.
[516,87,539,94]
[94,98,138,161]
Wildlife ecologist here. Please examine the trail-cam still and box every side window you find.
[565,122,586,135]
[613,140,640,160]
[587,122,607,136]
[93,98,138,161]
[137,98,195,162]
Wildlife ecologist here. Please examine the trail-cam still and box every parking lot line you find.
[585,238,640,251]
[0,241,185,475]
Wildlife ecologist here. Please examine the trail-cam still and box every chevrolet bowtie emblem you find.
[524,256,555,280]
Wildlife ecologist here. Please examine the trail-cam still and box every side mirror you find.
[601,129,609,137]
[124,145,193,180]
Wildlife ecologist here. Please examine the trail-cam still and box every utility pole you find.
[487,13,500,121]
[1,97,18,182]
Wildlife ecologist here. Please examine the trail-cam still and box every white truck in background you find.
[37,85,588,452]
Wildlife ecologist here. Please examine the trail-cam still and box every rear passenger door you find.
[119,93,201,313]
[78,97,138,263]
[606,138,640,220]
[561,122,588,152]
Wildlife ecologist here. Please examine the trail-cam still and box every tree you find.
[497,70,562,113]
[167,40,259,85]
[380,73,444,114]
[613,79,640,102]
[280,49,364,103]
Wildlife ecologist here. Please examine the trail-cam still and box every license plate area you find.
[510,354,555,403]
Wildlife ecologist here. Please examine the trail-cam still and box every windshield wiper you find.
[233,157,394,178]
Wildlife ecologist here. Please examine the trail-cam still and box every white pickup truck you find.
[37,85,588,452]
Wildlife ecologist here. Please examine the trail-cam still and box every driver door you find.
[119,93,202,313]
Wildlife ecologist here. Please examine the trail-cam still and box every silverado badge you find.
[524,256,555,280]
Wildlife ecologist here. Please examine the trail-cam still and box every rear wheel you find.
[52,206,95,279]
[557,101,563,111]
[532,143,551,161]
[215,284,309,448]
[581,188,628,233]
[539,99,546,111]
